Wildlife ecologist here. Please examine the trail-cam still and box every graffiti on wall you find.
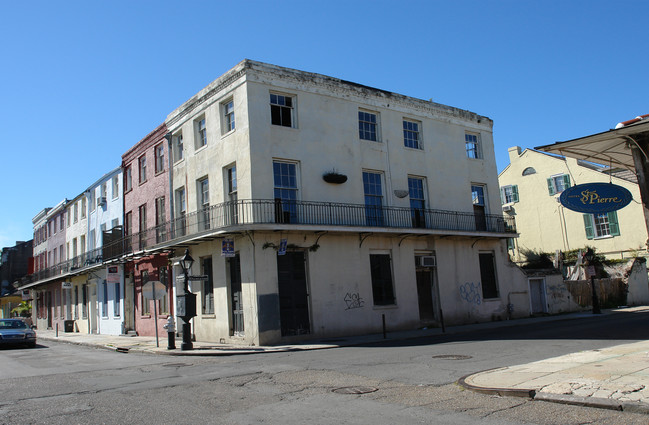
[344,292,365,310]
[460,282,482,305]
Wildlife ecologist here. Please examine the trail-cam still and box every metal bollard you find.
[163,316,176,350]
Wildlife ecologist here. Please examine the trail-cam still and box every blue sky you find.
[1,0,647,248]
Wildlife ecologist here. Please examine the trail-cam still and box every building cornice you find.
[165,59,492,131]
[122,122,168,164]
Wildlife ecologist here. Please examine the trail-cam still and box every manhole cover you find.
[432,354,472,360]
[332,386,379,394]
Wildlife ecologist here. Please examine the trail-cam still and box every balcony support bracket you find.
[359,232,373,248]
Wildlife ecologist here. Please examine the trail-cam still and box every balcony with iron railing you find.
[21,199,516,286]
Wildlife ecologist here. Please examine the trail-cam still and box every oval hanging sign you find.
[559,183,633,213]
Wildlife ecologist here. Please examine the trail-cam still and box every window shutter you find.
[608,211,620,236]
[512,185,519,203]
[583,214,594,239]
[547,178,555,195]
[499,187,504,204]
[562,174,571,188]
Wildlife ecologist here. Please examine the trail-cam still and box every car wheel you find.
[27,342,36,348]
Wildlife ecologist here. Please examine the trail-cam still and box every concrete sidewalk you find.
[460,339,649,414]
[35,307,649,413]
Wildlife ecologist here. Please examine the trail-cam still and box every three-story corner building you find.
[159,60,522,346]
[499,146,647,261]
[121,123,172,337]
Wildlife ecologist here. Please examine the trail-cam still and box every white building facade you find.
[83,167,125,335]
[162,60,525,346]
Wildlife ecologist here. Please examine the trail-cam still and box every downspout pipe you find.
[165,132,175,319]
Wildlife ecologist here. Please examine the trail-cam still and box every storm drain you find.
[162,363,191,368]
[432,354,472,360]
[115,347,130,354]
[332,386,379,394]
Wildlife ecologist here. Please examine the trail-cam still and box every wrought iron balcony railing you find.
[24,199,516,285]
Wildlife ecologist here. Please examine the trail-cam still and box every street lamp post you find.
[584,248,601,314]
[178,249,196,350]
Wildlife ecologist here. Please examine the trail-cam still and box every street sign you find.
[188,275,209,281]
[61,282,72,290]
[222,239,235,257]
[278,239,287,256]
[560,183,633,213]
[142,280,167,300]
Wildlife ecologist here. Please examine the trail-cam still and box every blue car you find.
[0,318,37,348]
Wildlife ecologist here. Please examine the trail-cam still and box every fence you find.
[565,278,627,308]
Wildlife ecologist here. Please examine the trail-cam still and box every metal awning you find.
[535,120,649,172]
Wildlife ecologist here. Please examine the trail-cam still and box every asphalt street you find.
[2,310,649,424]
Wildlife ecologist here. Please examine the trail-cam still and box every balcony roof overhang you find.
[535,120,649,172]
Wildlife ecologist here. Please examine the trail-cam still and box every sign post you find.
[143,280,167,347]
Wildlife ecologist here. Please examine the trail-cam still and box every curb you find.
[459,372,649,414]
[37,335,339,356]
[457,371,536,399]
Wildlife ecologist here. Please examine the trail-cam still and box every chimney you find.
[508,146,522,163]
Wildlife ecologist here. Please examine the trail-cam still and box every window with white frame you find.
[270,93,294,127]
[138,155,147,184]
[584,211,620,239]
[403,119,422,149]
[201,256,214,314]
[408,176,426,228]
[198,177,210,230]
[141,270,150,315]
[159,267,169,314]
[359,110,379,141]
[112,176,119,199]
[154,143,165,174]
[195,117,207,149]
[226,164,238,224]
[223,99,235,133]
[125,166,132,192]
[114,282,120,317]
[471,184,487,231]
[273,161,298,223]
[175,187,187,236]
[363,171,384,226]
[465,132,482,159]
[547,174,570,195]
[155,196,165,243]
[81,197,87,218]
[138,204,147,248]
[73,202,78,223]
[89,229,95,251]
[500,185,519,204]
[102,282,108,317]
[173,132,183,162]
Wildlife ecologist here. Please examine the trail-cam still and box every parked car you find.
[0,318,36,348]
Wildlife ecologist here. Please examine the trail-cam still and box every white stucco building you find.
[81,166,125,335]
[159,60,525,345]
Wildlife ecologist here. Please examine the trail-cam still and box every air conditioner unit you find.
[502,205,513,212]
[97,196,107,207]
[419,255,436,267]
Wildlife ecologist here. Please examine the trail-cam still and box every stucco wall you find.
[499,149,647,259]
